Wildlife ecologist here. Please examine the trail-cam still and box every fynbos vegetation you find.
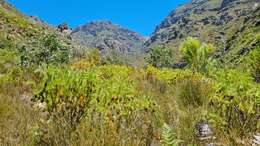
[0,0,259,146]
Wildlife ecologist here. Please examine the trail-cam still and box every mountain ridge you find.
[70,20,145,56]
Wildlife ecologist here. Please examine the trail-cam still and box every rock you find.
[221,0,237,8]
[194,8,205,14]
[219,13,233,24]
[252,133,260,146]
[172,62,188,69]
[202,16,218,25]
[195,121,214,141]
[30,16,45,24]
[0,0,4,6]
[33,101,47,111]
[57,23,70,33]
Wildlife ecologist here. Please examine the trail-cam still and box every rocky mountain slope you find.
[145,0,260,62]
[71,20,145,56]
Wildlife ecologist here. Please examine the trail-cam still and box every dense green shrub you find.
[147,45,174,68]
[0,49,20,74]
[210,69,260,136]
[70,49,101,70]
[35,67,95,129]
[0,36,13,49]
[20,34,70,66]
[33,65,163,145]
[242,48,260,82]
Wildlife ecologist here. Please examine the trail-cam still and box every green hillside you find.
[145,0,260,65]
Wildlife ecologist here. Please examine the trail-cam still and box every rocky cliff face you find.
[145,0,260,62]
[71,20,145,55]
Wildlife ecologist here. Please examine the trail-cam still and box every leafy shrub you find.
[35,66,95,128]
[33,65,163,145]
[70,49,101,70]
[146,65,196,84]
[210,69,260,136]
[180,37,215,72]
[242,48,260,82]
[0,36,13,49]
[147,45,174,68]
[20,34,70,66]
[0,49,20,74]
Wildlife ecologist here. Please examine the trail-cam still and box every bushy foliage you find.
[147,45,174,68]
[242,48,260,82]
[20,34,70,66]
[0,35,13,49]
[210,69,260,136]
[70,49,101,70]
[0,49,20,74]
[180,37,215,72]
[33,65,162,145]
[35,67,95,128]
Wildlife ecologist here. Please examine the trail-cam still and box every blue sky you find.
[7,0,189,36]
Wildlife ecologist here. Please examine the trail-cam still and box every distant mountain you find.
[145,0,260,62]
[71,20,145,56]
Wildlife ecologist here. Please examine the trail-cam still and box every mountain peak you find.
[82,20,115,28]
[71,20,145,55]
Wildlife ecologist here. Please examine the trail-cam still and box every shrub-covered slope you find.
[0,0,88,64]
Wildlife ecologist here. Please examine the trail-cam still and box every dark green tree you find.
[147,45,173,68]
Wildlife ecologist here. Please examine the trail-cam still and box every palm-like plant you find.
[180,37,214,72]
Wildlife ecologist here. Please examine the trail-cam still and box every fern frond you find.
[161,123,182,146]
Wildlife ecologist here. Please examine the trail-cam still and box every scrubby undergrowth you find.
[0,56,259,145]
[0,1,259,145]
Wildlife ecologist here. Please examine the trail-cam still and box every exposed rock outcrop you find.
[71,20,145,56]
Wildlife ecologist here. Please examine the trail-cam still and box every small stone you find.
[33,102,47,111]
[196,122,214,139]
[252,133,260,146]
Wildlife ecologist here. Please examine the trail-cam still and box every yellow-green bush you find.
[33,65,163,145]
[241,48,260,82]
[209,69,260,141]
